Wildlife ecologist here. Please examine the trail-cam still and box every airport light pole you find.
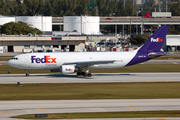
[123,24,124,38]
[159,0,161,12]
[136,10,141,17]
[115,24,117,36]
[166,0,167,12]
[130,19,132,36]
[141,18,143,35]
[136,23,138,35]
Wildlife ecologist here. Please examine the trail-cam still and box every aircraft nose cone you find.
[7,60,10,65]
[7,60,12,66]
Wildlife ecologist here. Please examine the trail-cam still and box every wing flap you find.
[63,60,115,68]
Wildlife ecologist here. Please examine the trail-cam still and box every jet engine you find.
[60,65,75,74]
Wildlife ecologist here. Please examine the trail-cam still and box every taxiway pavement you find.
[0,73,180,84]
[0,99,180,120]
[1,73,180,120]
[0,61,7,65]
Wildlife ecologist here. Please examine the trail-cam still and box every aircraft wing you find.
[63,60,115,68]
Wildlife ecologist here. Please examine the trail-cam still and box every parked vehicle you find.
[144,12,150,18]
[106,18,113,20]
[0,47,3,53]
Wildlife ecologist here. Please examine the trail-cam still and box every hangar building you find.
[166,35,180,51]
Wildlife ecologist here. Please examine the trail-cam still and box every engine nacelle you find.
[60,65,75,74]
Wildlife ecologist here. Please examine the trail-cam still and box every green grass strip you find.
[1,82,180,100]
[13,110,180,119]
[1,64,180,74]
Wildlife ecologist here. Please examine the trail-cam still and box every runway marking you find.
[158,118,166,120]
[173,62,178,64]
[0,111,17,114]
[36,108,48,113]
[126,106,139,111]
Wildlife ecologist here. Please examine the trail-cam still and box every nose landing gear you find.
[25,70,29,76]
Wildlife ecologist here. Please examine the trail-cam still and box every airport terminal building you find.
[0,35,86,52]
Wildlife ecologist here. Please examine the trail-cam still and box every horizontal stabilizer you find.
[148,52,167,58]
[139,26,170,52]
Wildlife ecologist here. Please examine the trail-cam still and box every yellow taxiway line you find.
[126,107,166,120]
[36,108,48,113]
[158,118,166,120]
[0,111,17,114]
[126,106,139,111]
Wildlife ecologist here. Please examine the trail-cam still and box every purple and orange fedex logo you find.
[66,68,73,71]
[151,37,163,42]
[31,56,57,63]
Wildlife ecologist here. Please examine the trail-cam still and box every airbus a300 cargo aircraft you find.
[7,26,169,77]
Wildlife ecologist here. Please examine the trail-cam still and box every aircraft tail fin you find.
[126,26,169,66]
[138,26,170,52]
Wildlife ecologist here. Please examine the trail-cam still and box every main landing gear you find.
[77,72,92,77]
[25,70,29,76]
[77,67,92,77]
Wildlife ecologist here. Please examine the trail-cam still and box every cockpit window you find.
[11,57,18,60]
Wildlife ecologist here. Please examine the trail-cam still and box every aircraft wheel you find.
[77,72,81,76]
[88,73,92,77]
[81,72,85,76]
[25,70,29,77]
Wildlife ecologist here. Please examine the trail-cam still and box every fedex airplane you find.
[7,26,169,77]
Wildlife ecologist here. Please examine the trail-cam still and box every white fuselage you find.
[7,51,137,70]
